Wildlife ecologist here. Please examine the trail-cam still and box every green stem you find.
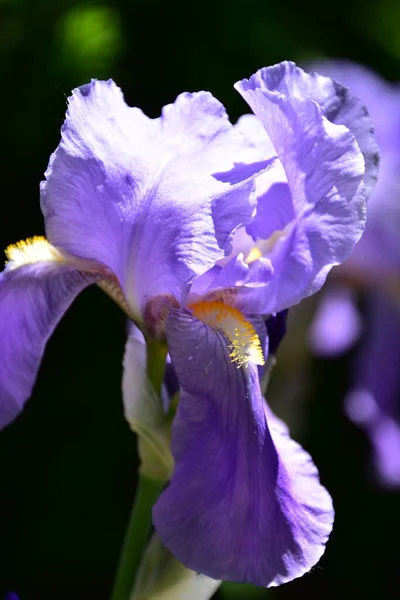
[110,474,165,600]
[111,337,168,600]
[145,337,168,399]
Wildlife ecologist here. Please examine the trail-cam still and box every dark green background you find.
[0,0,399,598]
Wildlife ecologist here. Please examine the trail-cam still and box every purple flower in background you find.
[0,62,376,585]
[307,62,400,486]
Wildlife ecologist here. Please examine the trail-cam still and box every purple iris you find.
[308,62,400,487]
[0,62,377,586]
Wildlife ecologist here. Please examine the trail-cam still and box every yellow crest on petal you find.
[5,236,63,268]
[189,300,265,368]
[245,225,292,264]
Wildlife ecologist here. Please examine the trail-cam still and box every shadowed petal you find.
[41,80,265,317]
[234,114,293,242]
[265,309,288,355]
[271,61,379,193]
[0,261,98,429]
[154,309,333,587]
[221,62,369,313]
[308,60,399,155]
[309,61,400,268]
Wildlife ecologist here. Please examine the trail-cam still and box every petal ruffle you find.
[238,61,379,193]
[217,62,370,314]
[309,61,400,267]
[0,261,98,428]
[154,309,333,587]
[308,60,400,155]
[41,80,265,318]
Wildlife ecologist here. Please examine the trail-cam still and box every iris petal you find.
[257,61,379,192]
[214,62,369,314]
[193,62,372,314]
[154,309,333,587]
[310,61,400,267]
[0,260,99,428]
[41,80,265,318]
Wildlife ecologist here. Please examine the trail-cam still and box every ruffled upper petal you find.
[192,62,370,314]
[0,258,99,429]
[153,309,333,587]
[236,63,372,312]
[260,61,380,193]
[41,80,265,318]
[309,61,400,267]
[308,60,400,154]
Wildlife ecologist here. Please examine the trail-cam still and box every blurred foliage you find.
[0,0,399,599]
[57,5,123,79]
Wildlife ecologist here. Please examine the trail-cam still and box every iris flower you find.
[308,62,400,486]
[0,62,377,586]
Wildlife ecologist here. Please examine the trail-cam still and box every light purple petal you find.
[235,115,291,242]
[310,61,400,268]
[154,309,333,587]
[204,253,274,291]
[235,114,277,159]
[308,60,400,154]
[355,154,400,268]
[345,293,400,486]
[308,285,362,356]
[0,262,97,428]
[219,61,369,314]
[41,80,265,317]
[273,61,380,193]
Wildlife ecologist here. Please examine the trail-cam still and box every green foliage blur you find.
[0,0,399,599]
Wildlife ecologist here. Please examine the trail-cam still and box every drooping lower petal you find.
[41,80,266,318]
[0,251,100,429]
[154,309,333,587]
